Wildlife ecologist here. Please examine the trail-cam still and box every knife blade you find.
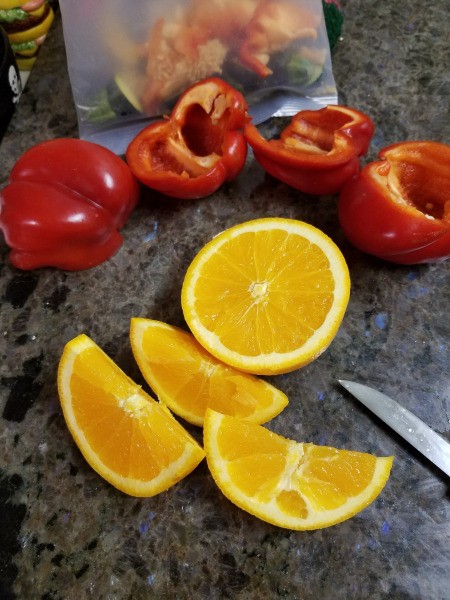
[339,380,450,478]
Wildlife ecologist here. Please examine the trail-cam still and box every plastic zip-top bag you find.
[60,0,338,154]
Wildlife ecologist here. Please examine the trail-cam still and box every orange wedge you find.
[204,410,393,530]
[130,318,288,426]
[181,218,350,375]
[57,334,205,497]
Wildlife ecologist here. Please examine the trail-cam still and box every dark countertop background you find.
[1,1,449,598]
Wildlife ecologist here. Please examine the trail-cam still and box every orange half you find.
[182,218,350,375]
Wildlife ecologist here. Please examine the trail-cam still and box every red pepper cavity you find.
[381,142,450,221]
[244,104,374,195]
[338,141,450,264]
[126,77,250,199]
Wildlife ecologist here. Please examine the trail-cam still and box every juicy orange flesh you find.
[193,229,334,356]
[216,417,378,516]
[227,454,288,497]
[276,490,309,518]
[70,347,189,480]
[139,325,275,419]
[298,446,377,510]
[216,417,290,459]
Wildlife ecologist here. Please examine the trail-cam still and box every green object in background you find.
[322,0,344,50]
[86,74,143,124]
[285,53,325,86]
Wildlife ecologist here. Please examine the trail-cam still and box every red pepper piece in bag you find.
[239,0,321,78]
[338,141,450,264]
[126,78,249,200]
[0,138,140,271]
[244,105,374,195]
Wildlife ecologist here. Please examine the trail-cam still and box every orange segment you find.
[130,318,288,426]
[57,334,205,497]
[204,410,393,530]
[181,218,350,375]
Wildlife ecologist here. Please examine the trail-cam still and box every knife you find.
[339,380,450,478]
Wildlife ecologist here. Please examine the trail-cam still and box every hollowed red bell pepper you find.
[338,141,450,264]
[244,105,374,195]
[0,138,140,271]
[126,77,249,200]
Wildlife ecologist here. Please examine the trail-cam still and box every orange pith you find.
[57,334,205,497]
[204,410,393,530]
[130,318,288,426]
[181,218,350,375]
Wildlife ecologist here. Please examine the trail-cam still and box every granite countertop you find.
[1,1,449,598]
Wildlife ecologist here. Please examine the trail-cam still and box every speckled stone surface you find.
[1,1,449,599]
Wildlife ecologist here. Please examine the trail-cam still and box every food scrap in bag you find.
[140,0,326,113]
[60,0,338,154]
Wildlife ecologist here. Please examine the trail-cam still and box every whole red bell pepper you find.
[126,77,249,200]
[338,141,450,264]
[0,138,140,270]
[244,105,374,195]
